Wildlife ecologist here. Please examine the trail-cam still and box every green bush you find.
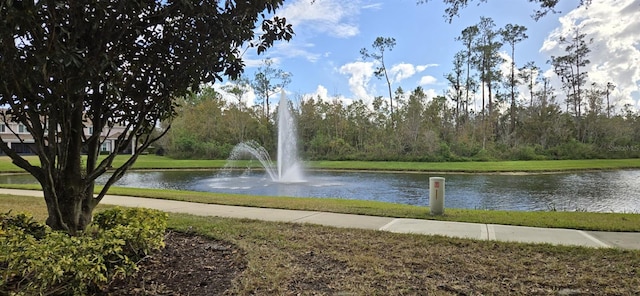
[0,211,48,239]
[551,139,596,159]
[472,149,495,161]
[456,142,482,158]
[93,207,168,258]
[511,145,547,161]
[437,142,452,161]
[0,208,167,296]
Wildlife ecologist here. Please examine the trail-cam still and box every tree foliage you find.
[0,0,293,233]
[252,58,292,118]
[164,78,639,162]
[549,25,592,144]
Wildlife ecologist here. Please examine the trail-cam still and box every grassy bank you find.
[2,194,639,295]
[0,155,230,172]
[307,158,640,172]
[3,185,640,232]
[2,155,640,173]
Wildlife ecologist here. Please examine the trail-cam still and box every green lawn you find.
[307,158,640,172]
[2,155,640,172]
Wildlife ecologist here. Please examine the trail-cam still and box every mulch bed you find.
[100,231,246,295]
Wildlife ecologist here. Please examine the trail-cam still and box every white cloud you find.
[540,0,640,112]
[243,57,283,69]
[362,2,383,10]
[419,75,438,85]
[304,85,331,103]
[313,85,330,101]
[304,85,353,105]
[389,63,417,83]
[425,88,439,101]
[279,0,362,38]
[389,63,438,84]
[243,59,263,68]
[338,61,375,102]
[498,51,512,78]
[214,81,257,108]
[416,64,439,72]
[252,0,367,65]
[337,60,441,103]
[272,42,322,62]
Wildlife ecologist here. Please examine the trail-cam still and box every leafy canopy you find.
[0,0,293,232]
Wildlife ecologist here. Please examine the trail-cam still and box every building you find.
[0,121,133,155]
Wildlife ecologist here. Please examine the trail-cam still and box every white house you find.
[0,120,132,155]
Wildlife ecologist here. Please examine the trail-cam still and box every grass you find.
[2,194,639,295]
[0,155,231,172]
[3,184,640,232]
[307,158,640,172]
[168,214,640,295]
[0,194,115,221]
[2,155,640,173]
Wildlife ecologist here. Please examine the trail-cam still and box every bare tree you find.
[361,37,397,123]
[518,61,540,108]
[500,23,528,136]
[606,82,615,118]
[446,51,466,126]
[456,25,479,118]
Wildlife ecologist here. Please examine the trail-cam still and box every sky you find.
[217,0,640,114]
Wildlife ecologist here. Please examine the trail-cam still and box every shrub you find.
[0,211,48,239]
[0,208,167,295]
[551,139,596,159]
[437,142,452,161]
[511,145,547,161]
[93,207,168,258]
[472,149,495,161]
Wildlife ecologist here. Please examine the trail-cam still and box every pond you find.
[2,169,639,213]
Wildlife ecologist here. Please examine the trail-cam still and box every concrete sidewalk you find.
[3,189,639,250]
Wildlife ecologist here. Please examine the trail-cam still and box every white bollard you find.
[429,177,445,215]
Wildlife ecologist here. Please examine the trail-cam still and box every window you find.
[0,124,5,133]
[88,127,94,135]
[101,142,111,152]
[18,124,27,133]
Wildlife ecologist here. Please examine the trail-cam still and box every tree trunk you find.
[383,64,394,126]
[44,186,95,235]
[42,105,97,234]
[510,47,516,138]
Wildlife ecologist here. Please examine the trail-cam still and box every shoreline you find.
[2,166,639,176]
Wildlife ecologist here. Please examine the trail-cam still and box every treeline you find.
[157,85,640,161]
[158,17,640,161]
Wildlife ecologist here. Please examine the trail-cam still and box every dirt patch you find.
[101,231,245,296]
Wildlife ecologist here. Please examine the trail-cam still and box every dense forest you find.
[158,17,640,162]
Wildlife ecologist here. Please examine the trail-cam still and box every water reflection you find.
[1,169,638,213]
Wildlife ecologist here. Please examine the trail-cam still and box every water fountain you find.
[226,91,305,183]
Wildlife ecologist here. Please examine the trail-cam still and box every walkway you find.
[3,189,639,250]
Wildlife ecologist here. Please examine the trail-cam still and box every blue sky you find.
[218,0,640,114]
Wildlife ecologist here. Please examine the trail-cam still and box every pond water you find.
[2,169,639,213]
